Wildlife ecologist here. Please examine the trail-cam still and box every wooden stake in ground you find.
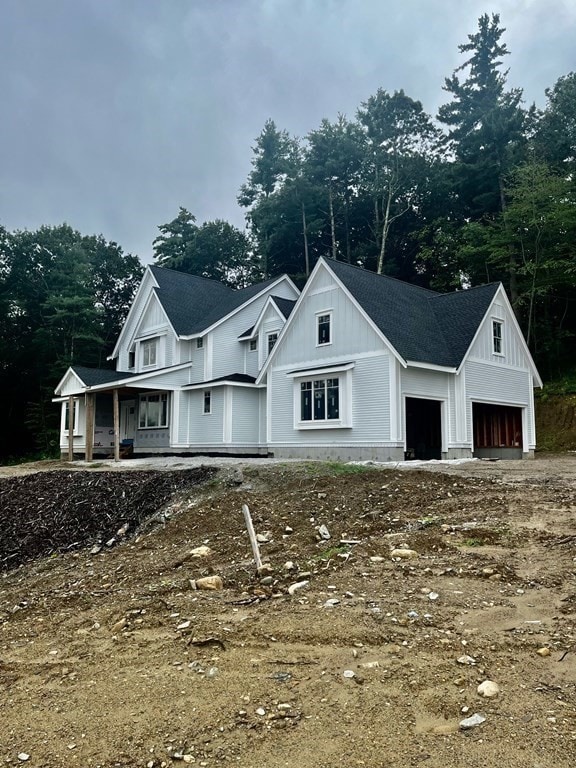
[242,503,263,571]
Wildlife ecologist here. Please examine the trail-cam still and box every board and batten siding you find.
[209,282,297,381]
[271,279,384,372]
[231,388,260,444]
[467,297,527,369]
[116,271,157,370]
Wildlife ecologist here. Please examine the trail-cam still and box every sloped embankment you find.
[536,394,576,451]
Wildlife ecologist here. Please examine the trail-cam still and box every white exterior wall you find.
[231,388,261,444]
[464,291,537,451]
[401,367,451,452]
[209,282,298,381]
[267,265,398,458]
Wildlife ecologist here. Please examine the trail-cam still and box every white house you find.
[54,257,542,461]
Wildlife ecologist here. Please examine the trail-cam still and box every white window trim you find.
[316,310,333,347]
[291,366,353,430]
[266,330,279,356]
[62,398,81,436]
[138,391,169,429]
[141,337,158,369]
[491,318,504,357]
[203,390,212,415]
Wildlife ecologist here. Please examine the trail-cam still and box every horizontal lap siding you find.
[465,361,530,404]
[186,389,224,445]
[270,355,389,445]
[232,389,260,443]
[401,368,450,399]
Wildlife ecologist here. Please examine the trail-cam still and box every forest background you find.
[1,14,575,462]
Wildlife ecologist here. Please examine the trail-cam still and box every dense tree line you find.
[0,225,142,460]
[1,13,574,462]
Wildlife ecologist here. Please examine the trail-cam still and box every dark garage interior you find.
[473,402,523,459]
[405,397,442,460]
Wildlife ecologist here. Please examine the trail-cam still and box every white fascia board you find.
[132,289,177,341]
[286,362,355,378]
[247,296,287,340]
[179,274,300,340]
[456,284,543,387]
[257,258,406,385]
[183,380,260,391]
[54,367,85,395]
[406,360,457,373]
[324,262,407,368]
[255,262,326,384]
[108,266,158,361]
[86,362,194,392]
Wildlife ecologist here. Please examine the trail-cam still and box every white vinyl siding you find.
[231,388,260,443]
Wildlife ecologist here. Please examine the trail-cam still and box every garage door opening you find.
[473,403,523,459]
[405,397,442,460]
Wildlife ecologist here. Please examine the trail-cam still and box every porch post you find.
[113,388,120,462]
[67,395,74,461]
[85,392,95,462]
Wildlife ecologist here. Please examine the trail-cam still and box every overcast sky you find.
[1,0,574,263]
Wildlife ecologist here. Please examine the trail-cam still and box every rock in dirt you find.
[288,580,309,596]
[537,647,551,657]
[457,654,477,665]
[189,545,212,558]
[390,548,418,559]
[459,713,486,730]
[477,680,500,698]
[318,524,331,540]
[193,576,223,591]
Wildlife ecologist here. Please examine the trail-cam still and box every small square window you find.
[249,338,257,352]
[492,320,503,355]
[196,338,204,349]
[317,313,331,345]
[128,348,135,369]
[203,390,211,414]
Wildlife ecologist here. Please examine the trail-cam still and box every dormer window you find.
[317,312,332,346]
[267,332,278,354]
[196,338,204,349]
[492,320,503,355]
[249,338,258,352]
[142,338,158,367]
[128,347,135,369]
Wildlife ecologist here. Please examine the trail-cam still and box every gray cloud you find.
[1,0,574,262]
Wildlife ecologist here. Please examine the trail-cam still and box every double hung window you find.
[141,338,158,367]
[492,320,503,355]
[317,313,331,345]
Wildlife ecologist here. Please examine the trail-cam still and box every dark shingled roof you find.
[326,259,499,367]
[71,366,139,387]
[150,265,282,336]
[270,296,296,319]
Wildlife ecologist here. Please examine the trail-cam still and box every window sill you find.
[297,421,351,430]
[137,426,169,430]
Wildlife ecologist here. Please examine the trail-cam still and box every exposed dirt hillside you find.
[1,457,575,767]
[536,394,576,451]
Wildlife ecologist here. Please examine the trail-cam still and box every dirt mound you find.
[0,467,218,571]
[0,458,575,767]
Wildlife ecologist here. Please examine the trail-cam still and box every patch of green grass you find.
[313,544,351,561]
[320,461,373,475]
[462,537,484,547]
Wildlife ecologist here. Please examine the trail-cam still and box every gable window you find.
[196,338,204,349]
[139,392,168,428]
[492,320,503,355]
[128,346,135,369]
[249,338,258,352]
[203,390,212,414]
[142,338,158,368]
[317,312,332,346]
[267,332,278,354]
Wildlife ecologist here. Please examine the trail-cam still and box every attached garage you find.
[405,397,442,460]
[472,403,523,459]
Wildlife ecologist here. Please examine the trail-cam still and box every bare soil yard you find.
[0,455,575,768]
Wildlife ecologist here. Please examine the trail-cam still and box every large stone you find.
[194,575,223,591]
[477,680,500,698]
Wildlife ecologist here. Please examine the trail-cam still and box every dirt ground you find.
[1,455,575,768]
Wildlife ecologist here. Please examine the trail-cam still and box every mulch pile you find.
[0,467,218,572]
